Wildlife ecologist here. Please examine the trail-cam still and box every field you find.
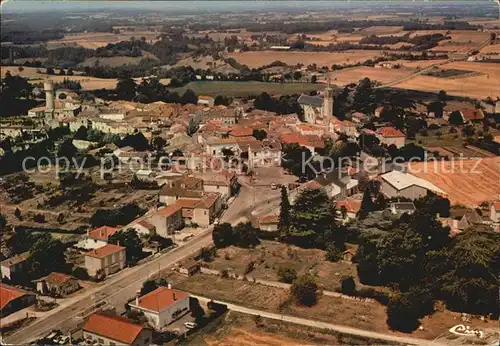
[480,43,500,54]
[0,65,120,90]
[407,157,500,207]
[329,66,414,85]
[203,240,359,291]
[168,272,390,334]
[391,61,499,99]
[226,50,384,68]
[430,30,490,53]
[168,81,323,97]
[46,30,161,49]
[79,51,159,67]
[185,311,396,346]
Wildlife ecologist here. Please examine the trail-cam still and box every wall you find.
[382,181,427,200]
[380,136,405,148]
[134,297,190,329]
[85,256,104,277]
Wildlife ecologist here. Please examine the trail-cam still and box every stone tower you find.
[323,79,334,119]
[44,80,55,111]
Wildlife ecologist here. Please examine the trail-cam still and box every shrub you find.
[277,267,297,284]
[340,276,356,296]
[325,244,342,262]
[290,274,318,306]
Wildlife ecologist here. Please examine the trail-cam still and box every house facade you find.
[83,313,153,346]
[82,226,121,250]
[1,252,30,281]
[0,283,36,317]
[381,170,446,200]
[148,205,184,237]
[376,127,405,148]
[84,244,126,277]
[129,286,191,329]
[35,272,80,296]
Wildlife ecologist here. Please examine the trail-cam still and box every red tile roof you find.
[157,204,182,217]
[137,220,156,231]
[1,252,29,268]
[377,127,405,138]
[134,287,190,312]
[230,127,254,137]
[0,283,32,311]
[89,226,121,241]
[260,215,280,225]
[461,109,484,121]
[335,199,362,214]
[84,244,125,259]
[43,272,75,286]
[280,133,325,149]
[83,313,146,345]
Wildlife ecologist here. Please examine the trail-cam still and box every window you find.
[98,338,104,344]
[216,185,219,189]
[204,211,207,215]
[110,343,116,346]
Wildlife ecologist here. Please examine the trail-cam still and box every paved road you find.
[4,187,257,344]
[192,294,447,346]
[4,229,214,344]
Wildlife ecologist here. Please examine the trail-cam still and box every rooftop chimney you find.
[167,283,172,289]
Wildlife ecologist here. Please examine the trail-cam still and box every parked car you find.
[271,183,277,190]
[184,322,197,329]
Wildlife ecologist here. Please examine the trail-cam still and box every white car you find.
[184,322,197,329]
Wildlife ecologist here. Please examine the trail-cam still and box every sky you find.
[2,1,494,14]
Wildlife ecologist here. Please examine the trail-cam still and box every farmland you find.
[167,81,323,97]
[407,157,500,207]
[46,30,161,49]
[226,50,385,68]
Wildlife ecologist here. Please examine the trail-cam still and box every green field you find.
[168,81,323,97]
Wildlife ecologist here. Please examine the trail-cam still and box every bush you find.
[33,213,45,223]
[290,274,318,306]
[340,276,356,296]
[277,267,297,284]
[72,267,89,280]
[325,244,342,262]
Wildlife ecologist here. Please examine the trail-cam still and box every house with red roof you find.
[280,133,325,154]
[82,313,152,346]
[0,283,36,317]
[259,215,280,232]
[376,127,406,148]
[335,199,362,222]
[83,226,122,250]
[129,286,191,329]
[34,272,80,296]
[449,109,485,123]
[84,244,126,278]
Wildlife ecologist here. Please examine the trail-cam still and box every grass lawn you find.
[167,81,323,97]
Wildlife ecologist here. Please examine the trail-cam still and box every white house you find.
[380,170,446,200]
[81,226,121,250]
[376,127,406,148]
[82,313,153,346]
[129,286,191,329]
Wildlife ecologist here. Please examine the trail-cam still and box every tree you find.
[140,279,159,295]
[108,228,143,264]
[252,129,267,141]
[277,267,297,284]
[290,188,339,247]
[74,125,88,140]
[58,139,78,159]
[358,180,386,219]
[212,223,235,248]
[214,95,231,106]
[58,69,66,76]
[278,186,291,237]
[27,233,66,278]
[67,68,74,76]
[234,222,260,248]
[119,132,149,151]
[437,90,447,103]
[293,71,302,81]
[439,228,499,316]
[116,78,137,101]
[46,67,55,75]
[187,118,200,136]
[290,274,318,306]
[311,75,317,83]
[386,292,421,332]
[14,208,22,220]
[325,244,342,262]
[462,125,475,138]
[180,89,198,105]
[448,111,464,125]
[0,214,6,231]
[353,78,376,114]
[340,276,356,296]
[151,136,167,151]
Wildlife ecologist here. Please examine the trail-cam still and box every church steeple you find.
[323,78,334,120]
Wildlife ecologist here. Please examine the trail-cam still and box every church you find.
[297,82,335,125]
